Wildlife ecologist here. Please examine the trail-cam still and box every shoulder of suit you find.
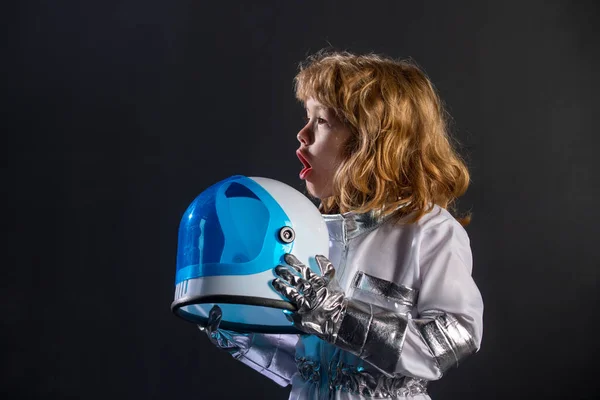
[386,204,465,235]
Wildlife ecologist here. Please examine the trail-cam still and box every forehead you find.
[304,97,328,112]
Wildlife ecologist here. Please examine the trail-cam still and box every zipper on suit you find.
[337,218,350,285]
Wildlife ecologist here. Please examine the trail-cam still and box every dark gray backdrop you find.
[4,0,599,399]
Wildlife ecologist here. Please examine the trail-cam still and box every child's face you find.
[296,97,352,200]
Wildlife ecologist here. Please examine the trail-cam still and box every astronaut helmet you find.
[171,175,329,333]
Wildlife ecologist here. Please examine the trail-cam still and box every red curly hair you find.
[295,50,471,225]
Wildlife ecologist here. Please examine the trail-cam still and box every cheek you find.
[318,143,344,168]
[325,148,346,171]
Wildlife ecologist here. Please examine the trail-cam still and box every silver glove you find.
[198,305,253,358]
[272,254,346,342]
[199,305,298,387]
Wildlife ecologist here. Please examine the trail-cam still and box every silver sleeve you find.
[330,213,483,380]
[333,299,410,376]
[414,312,477,372]
[333,300,478,377]
[234,333,299,387]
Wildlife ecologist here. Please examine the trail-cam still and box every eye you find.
[303,116,328,127]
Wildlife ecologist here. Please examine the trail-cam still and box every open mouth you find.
[296,150,313,180]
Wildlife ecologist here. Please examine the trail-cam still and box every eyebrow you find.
[305,105,328,112]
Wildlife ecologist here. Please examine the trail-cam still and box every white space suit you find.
[227,205,484,399]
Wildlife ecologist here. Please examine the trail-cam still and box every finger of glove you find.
[272,278,310,310]
[282,309,295,323]
[274,265,306,287]
[316,255,336,282]
[283,254,307,276]
[284,253,319,282]
[206,304,222,334]
[209,330,233,349]
[272,278,299,302]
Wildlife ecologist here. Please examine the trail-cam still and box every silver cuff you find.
[333,299,409,375]
[416,312,477,372]
[236,334,298,387]
[296,357,429,398]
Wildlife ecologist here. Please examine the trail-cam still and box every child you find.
[200,50,484,400]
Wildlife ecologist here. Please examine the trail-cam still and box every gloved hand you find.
[198,305,253,358]
[272,254,347,342]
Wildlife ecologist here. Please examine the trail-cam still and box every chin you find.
[305,181,331,200]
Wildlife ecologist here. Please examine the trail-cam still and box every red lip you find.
[296,149,313,180]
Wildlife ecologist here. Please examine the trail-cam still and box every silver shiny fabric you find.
[296,357,429,398]
[198,305,252,357]
[415,312,477,372]
[273,254,347,342]
[296,356,322,383]
[199,305,297,387]
[290,205,483,398]
[334,299,410,375]
[216,205,483,399]
[322,210,386,243]
[352,272,418,310]
[237,333,299,386]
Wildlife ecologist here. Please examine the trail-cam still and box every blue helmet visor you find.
[175,176,292,284]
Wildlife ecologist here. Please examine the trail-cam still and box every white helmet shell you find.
[171,176,329,333]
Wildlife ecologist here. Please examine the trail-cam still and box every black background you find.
[4,0,600,399]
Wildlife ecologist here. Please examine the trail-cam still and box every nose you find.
[297,123,312,146]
